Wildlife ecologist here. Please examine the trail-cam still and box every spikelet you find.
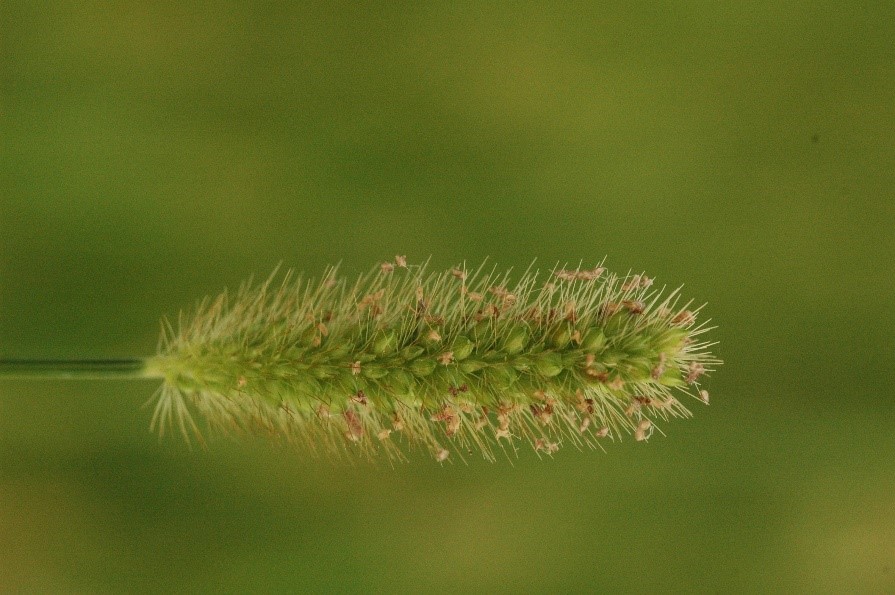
[147,258,720,462]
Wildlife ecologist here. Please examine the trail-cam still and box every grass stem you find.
[0,358,155,380]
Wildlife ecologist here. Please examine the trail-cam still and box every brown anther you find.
[237,376,247,389]
[577,266,605,281]
[595,426,610,438]
[622,300,645,315]
[622,275,642,291]
[451,267,467,280]
[699,390,710,404]
[586,368,608,381]
[533,389,548,401]
[431,405,461,436]
[494,427,511,440]
[607,377,625,391]
[634,419,652,442]
[359,289,385,309]
[415,286,424,302]
[570,330,582,345]
[489,285,509,297]
[474,416,488,431]
[534,439,560,453]
[601,302,621,317]
[579,417,591,433]
[435,448,450,462]
[430,405,452,421]
[556,267,605,281]
[446,416,461,436]
[395,255,407,268]
[316,322,329,337]
[584,354,595,367]
[344,410,364,441]
[634,396,653,406]
[438,351,454,365]
[542,282,556,291]
[651,353,667,380]
[352,390,368,405]
[424,315,445,326]
[524,306,542,323]
[315,404,332,418]
[377,429,392,440]
[427,328,442,342]
[575,390,595,414]
[497,402,517,416]
[350,361,362,375]
[467,291,483,302]
[685,362,706,383]
[564,302,578,322]
[496,412,511,433]
[651,398,671,411]
[311,335,322,347]
[485,303,500,318]
[380,262,395,273]
[530,403,554,426]
[673,310,696,326]
[392,413,405,431]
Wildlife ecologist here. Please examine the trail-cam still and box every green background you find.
[2,2,893,593]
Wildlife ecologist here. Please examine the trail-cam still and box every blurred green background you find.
[1,2,893,593]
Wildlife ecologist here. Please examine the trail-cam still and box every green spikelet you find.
[146,258,721,462]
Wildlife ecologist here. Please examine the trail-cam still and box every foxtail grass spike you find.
[0,258,721,463]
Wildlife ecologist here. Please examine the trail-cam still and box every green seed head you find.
[149,258,721,462]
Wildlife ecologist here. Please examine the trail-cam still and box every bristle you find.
[148,258,721,462]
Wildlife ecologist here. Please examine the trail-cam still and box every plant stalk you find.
[0,358,159,380]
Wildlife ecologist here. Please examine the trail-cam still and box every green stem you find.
[0,358,158,380]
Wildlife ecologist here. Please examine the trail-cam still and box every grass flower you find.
[142,257,721,462]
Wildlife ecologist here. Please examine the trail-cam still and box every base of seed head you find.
[149,257,720,462]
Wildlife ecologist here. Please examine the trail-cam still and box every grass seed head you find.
[149,258,721,462]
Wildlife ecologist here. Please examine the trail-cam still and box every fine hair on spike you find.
[146,257,721,462]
